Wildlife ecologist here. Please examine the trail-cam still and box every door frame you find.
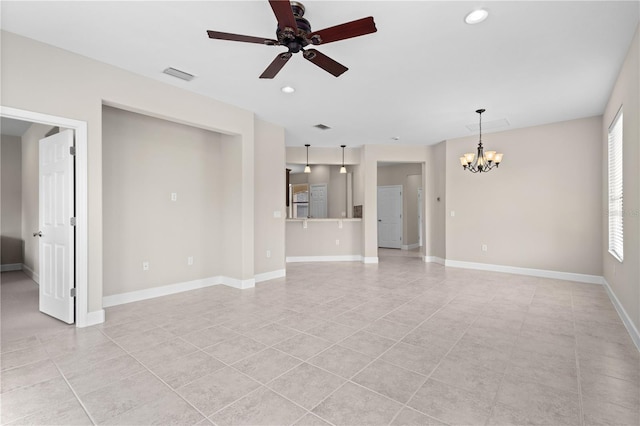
[1,106,90,327]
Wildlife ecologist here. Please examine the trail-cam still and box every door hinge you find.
[70,288,77,297]
[70,217,77,226]
[70,146,76,156]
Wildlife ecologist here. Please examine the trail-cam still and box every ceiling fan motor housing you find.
[277,2,312,53]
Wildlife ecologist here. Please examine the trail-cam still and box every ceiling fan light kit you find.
[207,1,377,79]
[460,109,504,173]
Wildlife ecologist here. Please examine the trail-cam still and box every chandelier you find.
[460,109,503,173]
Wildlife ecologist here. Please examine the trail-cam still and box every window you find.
[608,108,623,262]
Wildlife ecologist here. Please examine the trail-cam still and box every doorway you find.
[0,106,92,327]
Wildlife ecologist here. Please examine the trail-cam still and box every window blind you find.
[608,108,623,262]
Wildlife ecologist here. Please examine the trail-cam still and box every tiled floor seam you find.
[571,289,587,426]
[94,328,216,424]
[299,288,481,425]
[483,284,537,425]
[52,357,99,426]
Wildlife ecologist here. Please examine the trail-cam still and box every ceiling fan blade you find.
[207,30,278,45]
[303,49,348,77]
[269,0,298,32]
[260,52,293,79]
[307,17,377,45]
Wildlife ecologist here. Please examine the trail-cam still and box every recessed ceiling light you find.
[281,86,295,94]
[465,9,489,24]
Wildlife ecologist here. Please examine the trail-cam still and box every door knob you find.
[33,231,42,237]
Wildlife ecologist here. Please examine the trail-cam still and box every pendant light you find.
[460,109,503,173]
[340,145,347,173]
[304,144,311,173]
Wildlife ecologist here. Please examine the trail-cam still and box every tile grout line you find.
[387,290,508,426]
[297,282,481,426]
[91,327,215,424]
[482,278,539,426]
[570,288,587,426]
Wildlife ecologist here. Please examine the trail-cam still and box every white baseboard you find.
[103,276,222,308]
[255,269,286,283]
[222,276,256,289]
[1,263,23,272]
[363,256,379,264]
[22,264,39,284]
[445,259,603,284]
[402,244,420,250]
[286,255,363,263]
[80,309,105,327]
[425,256,445,265]
[602,279,640,351]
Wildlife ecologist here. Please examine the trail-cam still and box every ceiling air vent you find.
[163,67,195,81]
[314,124,331,130]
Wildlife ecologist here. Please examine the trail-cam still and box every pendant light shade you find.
[304,144,311,173]
[460,109,503,173]
[340,145,347,173]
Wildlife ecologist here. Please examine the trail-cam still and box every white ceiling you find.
[1,1,638,147]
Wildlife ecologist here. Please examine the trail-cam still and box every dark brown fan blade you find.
[260,52,293,79]
[269,0,298,32]
[207,30,278,45]
[303,49,348,77]
[306,17,377,45]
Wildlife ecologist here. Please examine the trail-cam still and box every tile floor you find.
[1,250,639,425]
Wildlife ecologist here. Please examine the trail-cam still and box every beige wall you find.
[2,31,262,313]
[286,220,362,257]
[102,106,224,296]
[445,116,602,275]
[1,135,22,265]
[427,142,447,259]
[377,163,423,247]
[254,118,286,276]
[602,25,639,332]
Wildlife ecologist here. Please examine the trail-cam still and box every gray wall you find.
[1,135,22,265]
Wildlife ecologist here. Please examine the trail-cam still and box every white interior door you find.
[38,129,75,323]
[378,185,403,249]
[310,183,327,218]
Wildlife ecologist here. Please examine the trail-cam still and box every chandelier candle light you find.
[460,109,503,173]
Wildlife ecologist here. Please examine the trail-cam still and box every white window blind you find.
[608,108,623,262]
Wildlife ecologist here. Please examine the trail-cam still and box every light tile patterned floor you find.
[1,251,639,425]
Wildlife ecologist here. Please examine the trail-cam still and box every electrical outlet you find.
[450,211,456,217]
[142,261,150,271]
[481,244,488,252]
[171,192,177,202]
[266,250,271,258]
[187,256,194,266]
[336,239,340,246]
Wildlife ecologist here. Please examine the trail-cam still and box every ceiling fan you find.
[206,0,377,79]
